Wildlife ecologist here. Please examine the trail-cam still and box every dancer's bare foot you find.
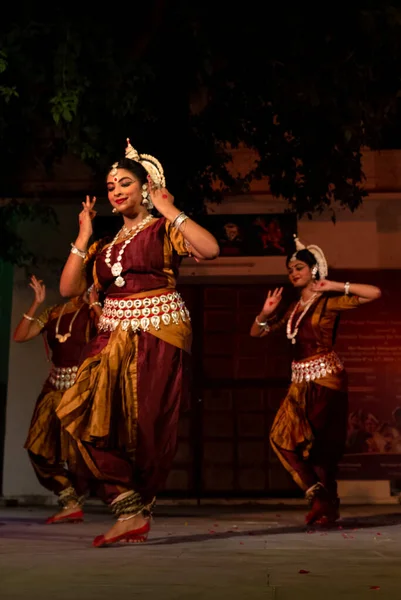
[46,501,83,524]
[102,513,148,542]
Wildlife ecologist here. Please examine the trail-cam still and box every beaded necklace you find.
[105,214,153,288]
[286,293,318,345]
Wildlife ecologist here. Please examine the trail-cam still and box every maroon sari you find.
[57,217,192,505]
[25,302,94,495]
[270,294,360,499]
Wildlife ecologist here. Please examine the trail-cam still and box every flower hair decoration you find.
[110,138,166,188]
[291,235,328,279]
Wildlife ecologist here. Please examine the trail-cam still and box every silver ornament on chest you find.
[111,262,123,277]
[55,333,71,343]
[115,276,126,288]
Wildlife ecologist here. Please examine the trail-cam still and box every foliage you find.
[1,2,401,228]
[0,199,57,266]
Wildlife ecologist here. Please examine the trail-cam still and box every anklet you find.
[117,509,144,522]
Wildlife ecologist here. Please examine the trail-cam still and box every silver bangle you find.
[70,243,87,260]
[344,282,350,296]
[89,301,102,309]
[255,316,271,331]
[172,211,184,226]
[23,313,36,322]
[172,212,189,230]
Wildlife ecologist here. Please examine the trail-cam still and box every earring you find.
[141,184,154,210]
[311,265,318,279]
[112,208,118,214]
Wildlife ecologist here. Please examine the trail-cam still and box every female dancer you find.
[14,275,101,523]
[56,139,219,547]
[250,237,381,524]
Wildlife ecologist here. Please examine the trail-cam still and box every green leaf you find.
[62,108,72,122]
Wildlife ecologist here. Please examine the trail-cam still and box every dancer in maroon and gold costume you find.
[14,275,101,523]
[56,138,219,547]
[250,236,381,525]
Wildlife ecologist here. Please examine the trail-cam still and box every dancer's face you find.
[106,168,143,216]
[287,260,313,288]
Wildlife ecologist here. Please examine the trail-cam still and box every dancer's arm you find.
[316,280,381,305]
[60,196,97,297]
[149,184,220,260]
[13,276,47,342]
[250,288,284,337]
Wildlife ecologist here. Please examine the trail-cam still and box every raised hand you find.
[29,275,46,306]
[78,195,97,241]
[311,279,335,293]
[261,287,283,316]
[147,175,174,214]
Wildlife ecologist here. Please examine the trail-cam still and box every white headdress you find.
[291,235,328,279]
[110,138,166,188]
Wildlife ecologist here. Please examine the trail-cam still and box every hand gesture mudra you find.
[79,195,97,240]
[29,275,46,305]
[262,287,283,316]
[311,279,334,293]
[147,175,174,212]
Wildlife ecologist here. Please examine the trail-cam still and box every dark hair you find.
[108,157,148,186]
[286,249,320,279]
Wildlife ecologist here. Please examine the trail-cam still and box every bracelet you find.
[344,282,350,296]
[172,212,189,230]
[70,243,87,260]
[172,211,184,226]
[23,313,36,322]
[255,316,271,332]
[89,301,102,309]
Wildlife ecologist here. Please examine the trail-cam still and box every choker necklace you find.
[55,303,84,343]
[105,214,153,288]
[286,293,318,345]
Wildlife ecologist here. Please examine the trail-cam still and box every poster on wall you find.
[336,271,401,480]
[199,213,297,257]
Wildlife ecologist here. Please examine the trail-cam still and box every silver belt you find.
[98,291,191,333]
[49,365,78,390]
[291,351,343,384]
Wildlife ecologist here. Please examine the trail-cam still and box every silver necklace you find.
[55,303,84,343]
[105,214,153,288]
[286,293,318,345]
